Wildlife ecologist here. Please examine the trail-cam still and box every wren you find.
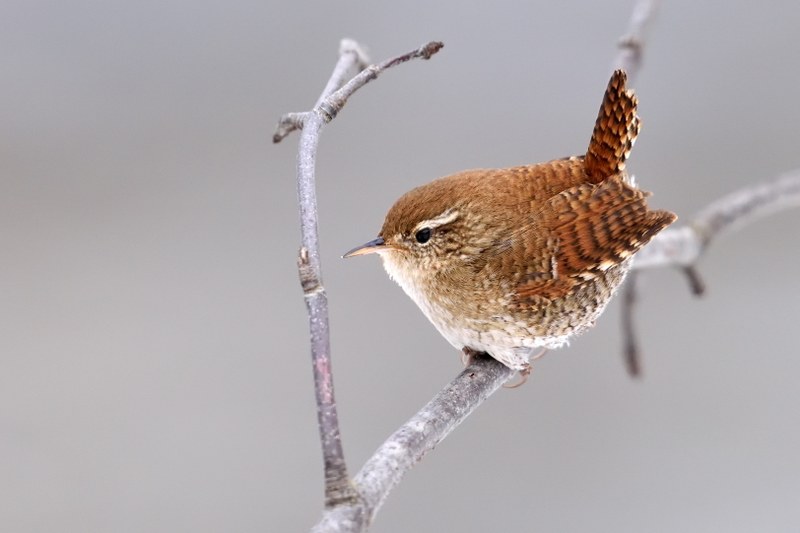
[344,70,676,376]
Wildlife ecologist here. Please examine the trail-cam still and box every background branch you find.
[633,171,800,269]
[614,0,660,85]
[621,270,641,376]
[620,170,800,374]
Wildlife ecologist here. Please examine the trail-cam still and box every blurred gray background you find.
[2,1,799,531]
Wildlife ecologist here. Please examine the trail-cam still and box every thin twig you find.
[273,40,370,144]
[621,270,642,377]
[681,265,706,297]
[315,40,372,108]
[621,170,800,373]
[319,41,443,122]
[274,41,442,143]
[613,0,661,373]
[634,171,800,270]
[273,111,309,144]
[614,0,660,85]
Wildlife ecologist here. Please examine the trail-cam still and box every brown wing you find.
[513,175,676,302]
[465,70,668,304]
[584,70,640,183]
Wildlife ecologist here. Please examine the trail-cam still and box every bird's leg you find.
[462,347,534,388]
[531,347,549,361]
[461,346,483,366]
[503,347,546,388]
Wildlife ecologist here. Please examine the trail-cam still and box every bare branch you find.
[274,41,442,143]
[319,41,443,122]
[312,355,514,532]
[681,265,706,297]
[316,39,372,108]
[621,270,642,377]
[620,170,800,373]
[292,40,371,509]
[634,170,800,270]
[273,111,309,144]
[277,38,445,518]
[273,39,370,144]
[614,0,661,84]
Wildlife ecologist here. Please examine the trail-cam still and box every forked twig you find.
[273,40,443,144]
[622,170,800,373]
[312,354,514,532]
[634,171,800,270]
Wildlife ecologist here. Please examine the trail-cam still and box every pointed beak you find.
[343,237,386,258]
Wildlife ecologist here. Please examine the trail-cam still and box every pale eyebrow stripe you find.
[413,209,459,232]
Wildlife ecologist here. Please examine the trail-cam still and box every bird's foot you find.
[503,363,532,389]
[531,347,549,361]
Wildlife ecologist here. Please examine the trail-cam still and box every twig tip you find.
[625,345,642,378]
[420,41,444,59]
[272,112,307,144]
[681,265,706,297]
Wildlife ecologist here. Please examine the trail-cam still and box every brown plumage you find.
[345,70,676,374]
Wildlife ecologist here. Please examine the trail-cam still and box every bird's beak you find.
[343,237,386,258]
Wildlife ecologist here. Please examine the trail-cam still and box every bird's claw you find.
[503,363,532,389]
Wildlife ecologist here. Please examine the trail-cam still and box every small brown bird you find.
[345,70,676,377]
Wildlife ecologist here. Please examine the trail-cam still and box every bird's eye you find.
[414,227,432,244]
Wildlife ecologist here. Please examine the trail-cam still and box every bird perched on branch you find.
[345,70,676,381]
